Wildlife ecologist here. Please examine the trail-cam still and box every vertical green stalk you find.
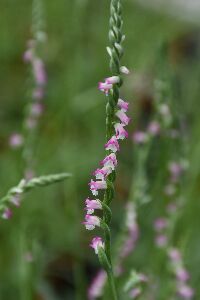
[101,0,124,298]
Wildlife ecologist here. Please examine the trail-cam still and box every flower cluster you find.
[83,73,130,254]
[168,248,194,299]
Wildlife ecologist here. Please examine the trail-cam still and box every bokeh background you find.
[1,0,200,299]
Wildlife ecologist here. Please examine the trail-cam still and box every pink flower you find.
[83,215,100,230]
[116,110,131,126]
[101,153,117,170]
[117,98,129,112]
[30,103,44,117]
[120,66,130,75]
[168,248,181,262]
[33,58,47,86]
[129,287,141,298]
[23,49,33,62]
[98,82,112,94]
[85,198,102,214]
[115,123,128,140]
[177,284,194,299]
[9,133,24,148]
[105,136,120,152]
[93,167,112,180]
[2,208,12,220]
[148,121,160,136]
[89,180,107,196]
[105,76,120,84]
[132,131,147,144]
[90,236,104,254]
[155,234,168,247]
[88,270,106,300]
[176,268,190,282]
[168,161,183,181]
[154,218,168,232]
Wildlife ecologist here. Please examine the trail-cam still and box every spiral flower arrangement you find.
[82,0,130,298]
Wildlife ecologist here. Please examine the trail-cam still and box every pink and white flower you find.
[98,82,112,94]
[154,217,168,231]
[33,58,47,86]
[83,215,100,230]
[177,284,194,299]
[117,98,129,112]
[105,136,120,152]
[90,236,104,254]
[114,123,128,140]
[89,180,107,196]
[132,131,147,144]
[116,110,131,126]
[105,76,120,84]
[2,208,12,220]
[88,270,106,300]
[9,133,24,148]
[93,167,112,180]
[85,198,102,214]
[101,153,117,170]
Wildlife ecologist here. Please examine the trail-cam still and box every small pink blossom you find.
[129,287,141,298]
[98,82,112,94]
[167,202,177,214]
[168,248,181,262]
[89,180,107,196]
[93,167,112,180]
[2,208,12,220]
[30,103,44,117]
[90,236,104,254]
[148,121,160,136]
[120,66,130,75]
[83,215,100,230]
[177,284,194,299]
[155,234,168,247]
[105,136,120,152]
[176,268,190,282]
[85,198,102,214]
[115,123,128,140]
[23,49,33,62]
[9,133,24,148]
[154,218,168,231]
[105,76,120,84]
[169,161,183,181]
[33,58,47,86]
[132,131,147,144]
[117,98,129,112]
[116,110,131,126]
[101,153,117,170]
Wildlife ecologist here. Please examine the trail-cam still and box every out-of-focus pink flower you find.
[30,103,44,117]
[154,217,168,231]
[176,268,190,282]
[132,131,147,144]
[168,248,181,262]
[129,287,141,298]
[10,195,21,207]
[155,234,168,247]
[32,87,44,100]
[33,58,47,86]
[148,121,160,136]
[88,270,106,300]
[9,133,24,148]
[2,208,12,220]
[177,284,194,299]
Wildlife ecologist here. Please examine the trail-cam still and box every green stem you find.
[107,269,119,300]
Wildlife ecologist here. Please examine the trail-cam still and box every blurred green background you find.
[1,0,200,299]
